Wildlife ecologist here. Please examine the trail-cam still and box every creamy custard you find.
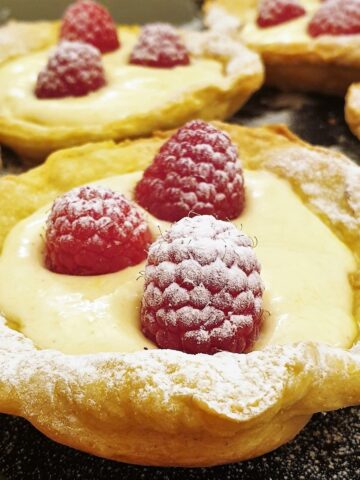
[0,170,356,354]
[0,30,227,128]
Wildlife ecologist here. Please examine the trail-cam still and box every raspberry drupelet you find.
[135,120,245,222]
[129,23,190,68]
[44,186,152,276]
[141,215,264,355]
[257,0,306,28]
[60,0,120,53]
[308,0,360,37]
[35,41,106,99]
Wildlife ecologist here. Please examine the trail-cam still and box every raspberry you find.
[35,41,106,99]
[45,186,152,276]
[141,216,264,355]
[129,23,190,68]
[135,120,245,222]
[257,0,306,28]
[60,0,120,53]
[308,0,360,37]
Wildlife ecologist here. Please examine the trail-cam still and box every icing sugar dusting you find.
[130,23,190,68]
[141,216,264,354]
[266,146,360,250]
[35,41,105,98]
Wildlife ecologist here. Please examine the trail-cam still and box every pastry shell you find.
[346,82,360,140]
[204,0,360,95]
[0,21,263,164]
[0,122,359,466]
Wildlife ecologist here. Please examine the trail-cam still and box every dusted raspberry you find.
[35,41,106,99]
[141,215,264,355]
[135,120,245,222]
[308,0,360,37]
[60,0,120,53]
[45,186,152,276]
[257,0,306,27]
[129,23,190,68]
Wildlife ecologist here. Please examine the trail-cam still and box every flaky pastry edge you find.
[0,123,359,466]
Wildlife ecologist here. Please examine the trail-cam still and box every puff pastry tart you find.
[0,1,263,164]
[0,121,359,466]
[204,0,360,95]
[346,82,360,140]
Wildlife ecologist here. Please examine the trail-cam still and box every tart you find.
[0,10,263,163]
[204,0,360,95]
[0,122,359,466]
[345,82,360,140]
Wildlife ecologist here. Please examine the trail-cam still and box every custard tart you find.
[0,3,263,163]
[346,82,360,140]
[204,0,360,95]
[0,121,358,466]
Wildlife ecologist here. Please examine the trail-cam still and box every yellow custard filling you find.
[0,170,356,354]
[0,29,226,129]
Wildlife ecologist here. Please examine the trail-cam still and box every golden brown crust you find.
[0,122,359,466]
[0,21,263,163]
[345,82,360,140]
[204,0,360,95]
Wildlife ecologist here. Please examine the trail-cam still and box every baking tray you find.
[0,1,359,479]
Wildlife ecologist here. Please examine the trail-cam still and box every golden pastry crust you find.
[0,21,263,164]
[345,82,360,140]
[0,122,359,466]
[204,0,360,95]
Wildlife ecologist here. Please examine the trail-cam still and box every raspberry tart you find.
[0,121,358,466]
[205,0,360,95]
[0,0,263,163]
[346,82,360,140]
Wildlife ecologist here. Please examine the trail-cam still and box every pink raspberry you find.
[45,186,152,276]
[135,120,245,222]
[35,41,106,99]
[60,0,120,53]
[308,0,360,37]
[141,215,264,355]
[129,23,190,68]
[257,0,306,28]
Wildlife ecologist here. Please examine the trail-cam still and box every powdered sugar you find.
[59,0,120,53]
[257,0,306,28]
[45,185,151,275]
[308,0,360,37]
[135,120,245,222]
[130,23,190,68]
[266,146,360,249]
[141,215,264,355]
[35,41,106,99]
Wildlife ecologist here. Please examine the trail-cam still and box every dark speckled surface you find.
[0,1,359,478]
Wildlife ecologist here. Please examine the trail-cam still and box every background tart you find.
[0,21,263,163]
[346,82,360,140]
[204,0,360,96]
[0,122,359,466]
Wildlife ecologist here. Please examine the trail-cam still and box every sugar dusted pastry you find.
[204,0,360,95]
[0,121,359,466]
[0,0,263,163]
